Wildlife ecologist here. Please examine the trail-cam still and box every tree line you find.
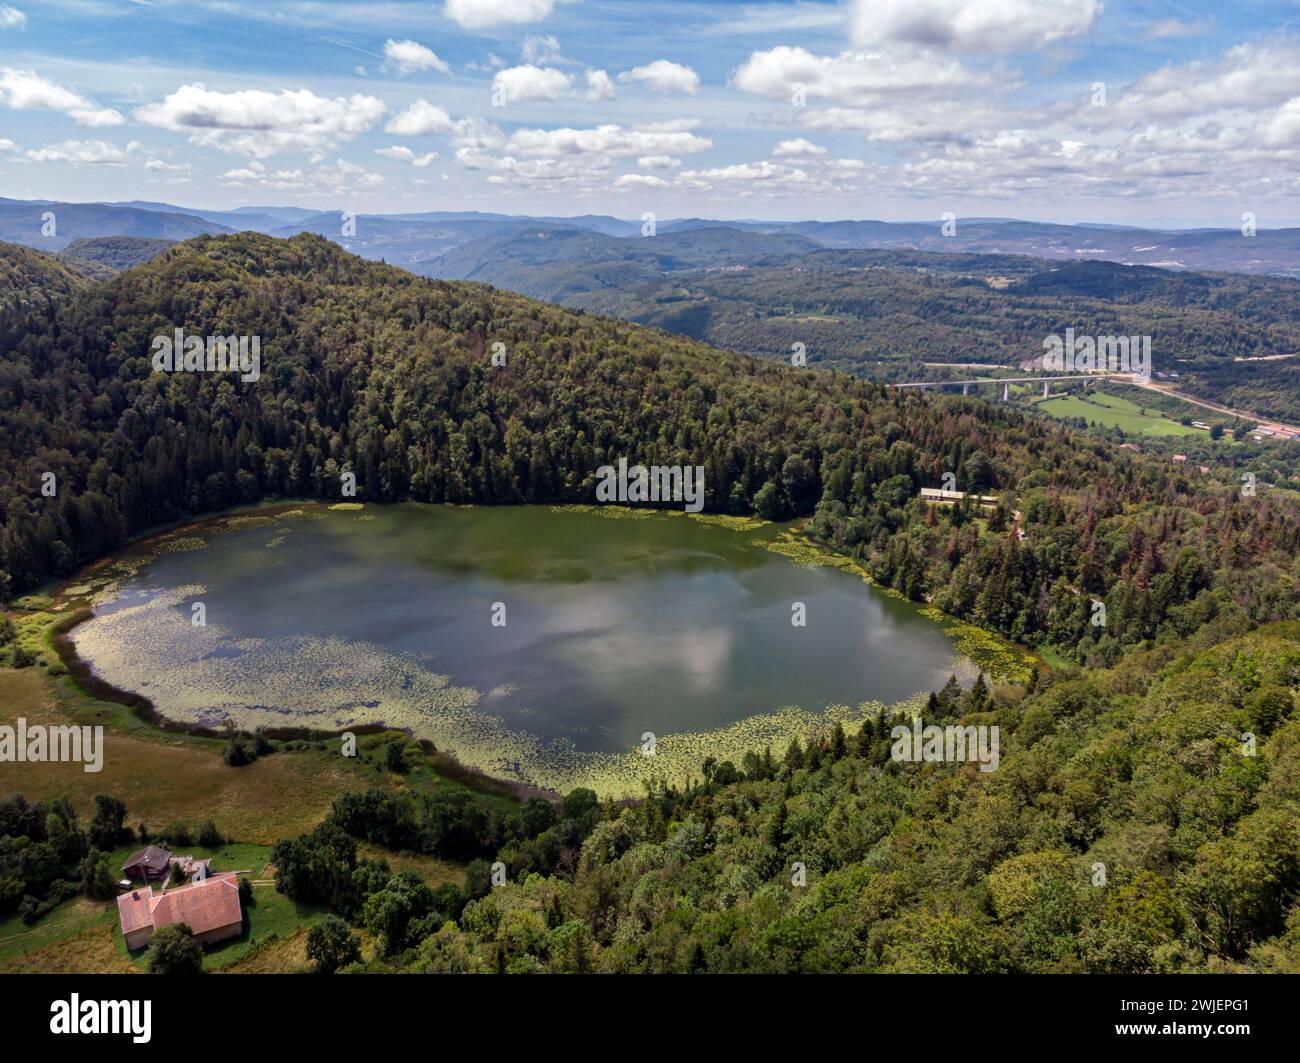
[2,233,1299,667]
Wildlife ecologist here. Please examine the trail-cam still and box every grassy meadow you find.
[0,654,505,972]
[1034,388,1204,437]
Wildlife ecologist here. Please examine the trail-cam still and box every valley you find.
[7,0,1300,1014]
[1,228,1298,980]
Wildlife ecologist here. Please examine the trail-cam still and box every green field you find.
[0,583,522,973]
[0,877,332,974]
[1034,389,1203,437]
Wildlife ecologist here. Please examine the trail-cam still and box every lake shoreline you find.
[39,498,1040,800]
[42,502,563,805]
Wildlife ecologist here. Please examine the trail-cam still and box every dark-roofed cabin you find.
[122,845,173,882]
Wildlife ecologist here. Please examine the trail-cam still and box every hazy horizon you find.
[5,193,1297,235]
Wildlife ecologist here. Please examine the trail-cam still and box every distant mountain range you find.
[424,229,1300,423]
[2,196,1299,277]
[0,198,230,250]
[420,225,825,303]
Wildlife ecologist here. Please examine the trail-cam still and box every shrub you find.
[147,923,203,974]
[162,823,192,848]
[306,915,362,974]
[196,820,223,847]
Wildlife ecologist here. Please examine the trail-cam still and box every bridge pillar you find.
[1043,380,1050,398]
[962,382,970,396]
[1002,382,1010,402]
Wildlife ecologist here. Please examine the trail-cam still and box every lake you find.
[72,503,1001,796]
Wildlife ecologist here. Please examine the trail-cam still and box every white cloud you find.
[385,99,455,136]
[503,123,711,157]
[585,69,614,100]
[733,45,987,105]
[137,84,384,157]
[1078,42,1300,129]
[449,116,509,152]
[145,158,191,172]
[383,39,450,75]
[375,144,439,166]
[221,164,265,181]
[888,131,1121,197]
[451,115,713,195]
[615,173,668,189]
[457,151,613,189]
[444,0,560,30]
[521,34,564,65]
[681,161,781,182]
[773,137,827,156]
[673,154,872,197]
[848,0,1099,53]
[25,138,137,165]
[1263,98,1300,148]
[221,157,384,192]
[492,64,572,103]
[618,60,700,95]
[800,99,1011,143]
[0,7,25,29]
[635,118,702,132]
[0,68,123,127]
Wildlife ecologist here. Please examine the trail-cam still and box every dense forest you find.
[0,794,129,923]
[0,242,91,312]
[258,616,1300,973]
[2,233,1300,671]
[1,232,1299,974]
[431,234,1300,421]
[58,236,174,278]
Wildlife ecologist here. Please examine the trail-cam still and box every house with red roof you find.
[116,872,243,951]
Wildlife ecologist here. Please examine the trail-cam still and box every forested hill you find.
[2,232,1300,668]
[0,241,92,311]
[425,225,824,285]
[0,237,171,311]
[59,235,175,277]
[428,235,1300,419]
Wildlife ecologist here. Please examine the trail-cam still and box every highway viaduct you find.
[887,373,1136,401]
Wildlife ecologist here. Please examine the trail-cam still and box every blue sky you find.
[2,0,1300,224]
